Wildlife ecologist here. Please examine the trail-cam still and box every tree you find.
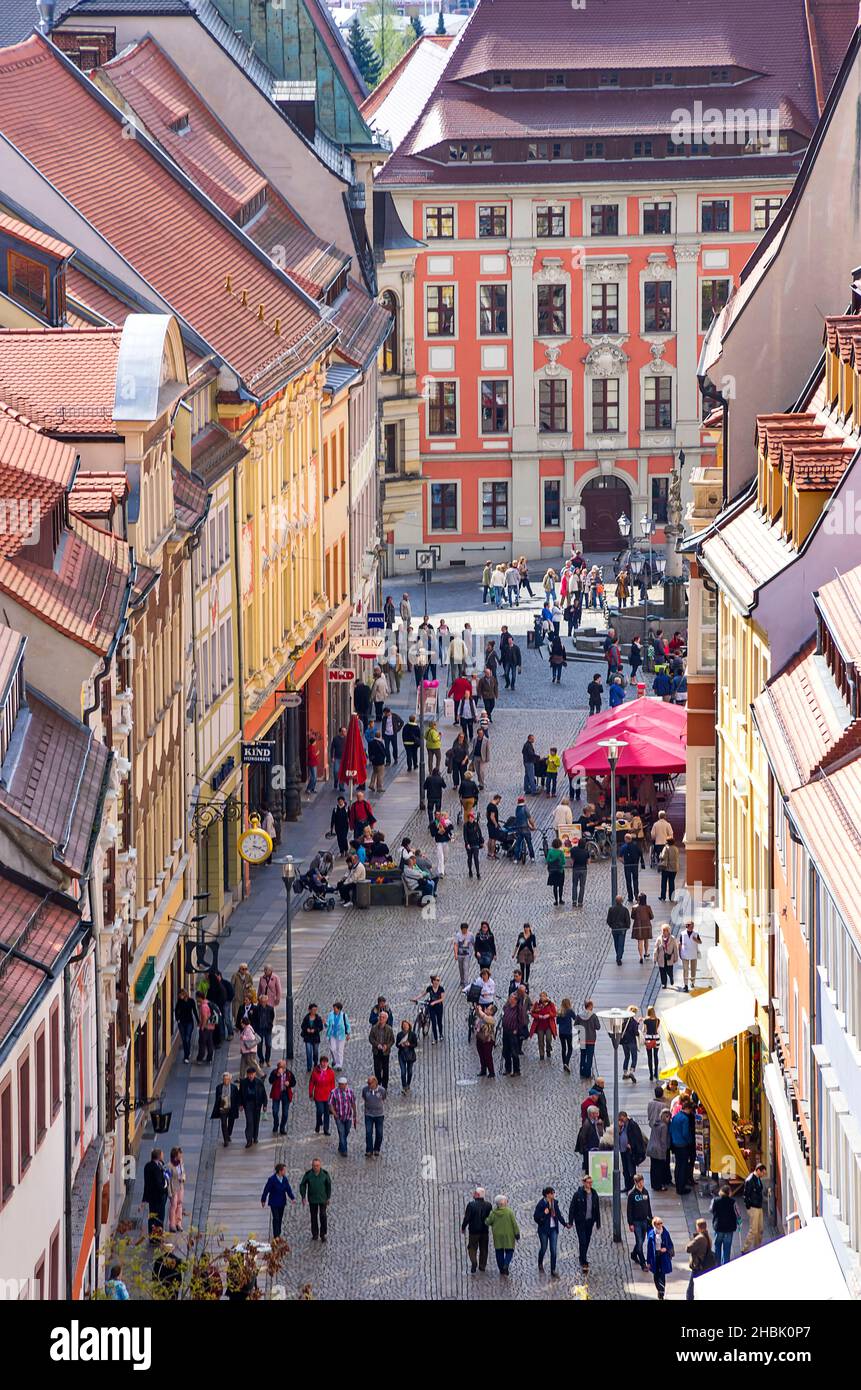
[410,14,425,40]
[436,9,446,35]
[347,15,382,87]
[366,1,410,82]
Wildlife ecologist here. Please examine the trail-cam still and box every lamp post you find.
[641,514,656,664]
[415,550,435,813]
[281,856,296,1059]
[597,737,626,903]
[598,1006,630,1243]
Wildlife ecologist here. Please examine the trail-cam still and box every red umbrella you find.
[338,713,367,796]
[563,699,687,776]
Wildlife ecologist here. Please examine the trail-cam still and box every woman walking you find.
[448,731,469,789]
[686,1219,714,1300]
[168,1147,186,1232]
[621,1005,639,1081]
[549,633,567,684]
[517,555,534,597]
[546,836,566,905]
[659,833,680,901]
[631,893,654,964]
[646,1217,675,1299]
[475,1002,497,1078]
[463,810,484,880]
[643,1006,661,1080]
[653,925,679,987]
[615,568,630,608]
[557,998,575,1073]
[512,923,537,987]
[647,1106,672,1191]
[542,568,558,603]
[486,1195,520,1276]
[530,991,558,1061]
[396,1019,418,1094]
[211,1072,240,1146]
[330,796,350,857]
[432,811,454,878]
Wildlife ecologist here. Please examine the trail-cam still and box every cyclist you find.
[411,976,445,1043]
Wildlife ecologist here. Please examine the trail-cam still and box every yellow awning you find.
[660,983,756,1178]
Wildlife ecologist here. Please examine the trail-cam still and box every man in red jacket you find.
[448,674,473,722]
[308,1055,337,1135]
[348,795,375,843]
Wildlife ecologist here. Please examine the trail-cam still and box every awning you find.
[562,698,686,775]
[660,982,756,1178]
[762,1061,813,1222]
[694,1219,852,1301]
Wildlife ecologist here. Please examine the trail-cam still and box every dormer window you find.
[7,251,48,317]
[599,72,619,87]
[653,71,673,86]
[492,72,512,86]
[585,141,604,159]
[169,112,190,134]
[236,188,268,227]
[710,67,730,82]
[546,72,565,87]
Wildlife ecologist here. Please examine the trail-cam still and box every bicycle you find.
[412,997,432,1040]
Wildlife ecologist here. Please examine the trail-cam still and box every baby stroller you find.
[501,815,527,864]
[293,852,336,911]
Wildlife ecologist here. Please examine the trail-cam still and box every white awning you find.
[694,1219,852,1301]
[762,1061,813,1223]
[661,978,756,1066]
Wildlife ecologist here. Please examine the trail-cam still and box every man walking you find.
[299,1158,332,1242]
[240,1066,267,1147]
[367,726,387,794]
[522,735,539,794]
[452,922,475,987]
[533,1186,567,1278]
[570,838,589,908]
[569,1174,601,1271]
[670,1100,695,1194]
[575,1000,601,1077]
[626,1172,653,1269]
[461,1187,492,1273]
[501,992,526,1076]
[587,673,603,715]
[330,725,347,791]
[261,1163,295,1238]
[620,833,645,903]
[329,1075,358,1156]
[513,796,536,861]
[142,1149,170,1240]
[402,715,421,771]
[369,1010,395,1089]
[477,667,498,722]
[362,1074,387,1156]
[679,919,702,992]
[743,1163,767,1251]
[618,1111,647,1191]
[607,896,631,965]
[424,766,446,831]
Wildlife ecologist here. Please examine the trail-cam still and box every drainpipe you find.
[64,928,93,1299]
[808,855,819,1217]
[232,464,247,889]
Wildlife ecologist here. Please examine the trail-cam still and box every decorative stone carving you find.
[401,268,415,285]
[673,241,702,263]
[583,337,629,376]
[584,258,628,282]
[640,433,674,448]
[403,338,415,372]
[508,246,537,269]
[649,340,671,373]
[544,344,563,377]
[537,259,567,284]
[646,253,671,279]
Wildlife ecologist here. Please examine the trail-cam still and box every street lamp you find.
[597,737,627,902]
[598,1006,630,1243]
[617,513,632,540]
[280,857,296,1059]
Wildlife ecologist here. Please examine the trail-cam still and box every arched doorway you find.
[580,475,631,552]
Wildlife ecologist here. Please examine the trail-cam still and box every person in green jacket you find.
[546,837,566,906]
[486,1194,520,1275]
[299,1159,332,1242]
[481,562,492,604]
[425,720,442,772]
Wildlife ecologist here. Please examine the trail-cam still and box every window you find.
[492,72,511,86]
[383,421,400,474]
[546,72,565,87]
[590,204,619,236]
[710,66,729,82]
[699,755,717,838]
[701,199,730,232]
[18,1052,31,1178]
[592,378,619,432]
[536,204,565,237]
[35,1027,46,1147]
[644,281,672,332]
[537,284,566,336]
[425,206,454,239]
[599,71,619,86]
[427,380,457,435]
[426,284,455,337]
[643,201,672,234]
[753,196,783,230]
[633,140,653,157]
[591,282,619,333]
[701,277,731,329]
[430,482,458,531]
[645,375,673,429]
[539,379,568,433]
[654,70,673,86]
[551,141,572,160]
[478,205,507,237]
[482,481,509,529]
[49,1000,60,1119]
[480,380,509,434]
[651,475,669,523]
[0,1077,12,1205]
[543,479,561,528]
[585,141,604,159]
[380,290,398,373]
[472,143,492,162]
[479,284,508,335]
[7,251,49,316]
[528,141,548,161]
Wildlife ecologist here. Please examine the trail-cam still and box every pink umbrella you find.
[563,699,686,776]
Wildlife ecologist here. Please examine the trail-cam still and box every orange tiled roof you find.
[790,762,861,943]
[0,400,79,487]
[331,279,393,370]
[816,565,861,664]
[788,447,856,490]
[65,265,135,327]
[69,469,129,520]
[0,624,25,702]
[0,871,81,1048]
[753,640,849,792]
[823,314,861,364]
[172,461,208,533]
[0,209,74,261]
[0,327,123,435]
[0,37,335,395]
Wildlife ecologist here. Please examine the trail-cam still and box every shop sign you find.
[328,669,355,683]
[242,742,275,765]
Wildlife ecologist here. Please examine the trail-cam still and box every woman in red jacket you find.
[529,992,558,1061]
[308,1056,337,1135]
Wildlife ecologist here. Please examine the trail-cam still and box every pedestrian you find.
[463,809,484,879]
[269,1059,296,1135]
[141,1148,169,1240]
[330,724,347,792]
[670,1101,695,1194]
[424,766,446,830]
[367,726,387,793]
[195,990,217,1064]
[448,729,469,788]
[240,1065,267,1147]
[105,1263,130,1300]
[299,1158,332,1242]
[255,995,275,1065]
[629,635,643,681]
[306,734,320,794]
[459,765,480,821]
[300,1004,324,1071]
[325,1001,351,1072]
[711,1184,740,1266]
[530,991,557,1060]
[369,1010,395,1087]
[569,1174,601,1271]
[474,920,497,969]
[653,924,679,987]
[486,1195,520,1276]
[650,808,673,859]
[475,1002,497,1078]
[618,1110,647,1191]
[211,1071,240,1146]
[414,975,445,1041]
[362,1075,387,1156]
[587,672,603,715]
[173,987,198,1064]
[575,1105,603,1173]
[646,1217,675,1299]
[546,836,566,905]
[337,853,365,904]
[512,923,537,986]
[686,1218,714,1299]
[557,997,576,1073]
[462,1187,492,1273]
[402,715,421,771]
[541,747,560,799]
[517,555,534,597]
[308,1055,337,1135]
[553,796,574,835]
[471,725,491,788]
[504,560,520,606]
[459,694,478,743]
[643,1006,661,1080]
[370,666,389,726]
[542,567,558,603]
[513,796,536,860]
[449,631,468,679]
[533,1186,567,1277]
[679,919,703,991]
[570,836,589,907]
[452,921,476,987]
[627,1172,653,1269]
[575,1000,601,1077]
[620,833,645,903]
[659,832,680,900]
[743,1163,767,1251]
[238,1012,259,1069]
[476,667,498,723]
[257,964,282,1012]
[631,893,654,964]
[621,1005,640,1081]
[396,1019,418,1093]
[522,734,539,794]
[501,637,521,690]
[354,675,371,729]
[501,992,525,1076]
[615,568,630,607]
[347,792,376,841]
[481,561,492,604]
[647,1106,673,1191]
[424,721,442,776]
[549,634,567,684]
[329,1075,358,1155]
[490,563,506,607]
[327,797,349,857]
[231,962,253,1028]
[261,1163,295,1238]
[485,794,504,858]
[607,895,631,965]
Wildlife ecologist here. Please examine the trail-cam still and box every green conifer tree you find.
[436,9,446,36]
[347,15,383,87]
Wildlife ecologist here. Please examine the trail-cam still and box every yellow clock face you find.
[238,827,273,865]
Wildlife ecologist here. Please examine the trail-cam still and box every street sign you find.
[367,612,385,630]
[242,742,275,764]
[349,616,366,640]
[328,668,355,683]
[279,692,303,709]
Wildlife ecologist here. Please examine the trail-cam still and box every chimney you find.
[36,0,56,36]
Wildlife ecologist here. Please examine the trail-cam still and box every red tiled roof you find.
[331,279,392,369]
[172,461,209,532]
[816,564,861,663]
[0,688,111,878]
[0,401,79,486]
[362,34,453,122]
[0,873,81,1048]
[0,624,26,703]
[69,469,128,521]
[0,514,131,654]
[0,37,334,395]
[790,761,861,943]
[0,327,122,435]
[752,639,848,791]
[0,210,74,260]
[65,265,135,326]
[807,0,861,109]
[823,313,861,364]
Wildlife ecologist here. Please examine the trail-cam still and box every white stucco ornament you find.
[544,344,563,377]
[583,337,628,376]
